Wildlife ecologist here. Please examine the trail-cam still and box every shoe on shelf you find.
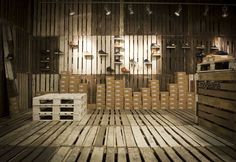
[121,67,130,73]
[151,43,160,49]
[41,49,51,54]
[216,50,228,55]
[99,50,108,54]
[196,51,205,58]
[7,53,14,60]
[115,59,121,62]
[144,59,149,63]
[54,49,64,55]
[130,58,136,65]
[107,66,115,72]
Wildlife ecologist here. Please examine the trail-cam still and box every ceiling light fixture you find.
[128,4,134,15]
[222,5,228,18]
[104,5,111,16]
[146,4,152,15]
[174,4,182,16]
[203,5,209,16]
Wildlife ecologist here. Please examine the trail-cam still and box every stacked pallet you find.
[169,84,178,109]
[106,76,115,109]
[160,92,169,109]
[33,93,87,121]
[141,88,151,109]
[187,92,195,109]
[133,92,142,109]
[96,84,106,109]
[149,80,160,109]
[176,72,189,109]
[68,75,78,93]
[124,88,133,109]
[60,74,69,93]
[115,80,124,109]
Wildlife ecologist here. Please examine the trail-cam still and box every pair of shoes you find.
[216,50,228,55]
[144,59,151,63]
[151,43,160,48]
[130,59,136,66]
[121,67,130,73]
[69,42,78,48]
[99,50,108,55]
[196,52,205,58]
[115,59,121,62]
[107,66,115,72]
[54,49,64,55]
[41,49,50,54]
[7,53,14,60]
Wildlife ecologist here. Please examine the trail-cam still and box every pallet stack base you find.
[33,93,87,121]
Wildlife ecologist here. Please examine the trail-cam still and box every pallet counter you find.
[196,70,236,144]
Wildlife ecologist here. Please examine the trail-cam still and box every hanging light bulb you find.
[104,5,111,16]
[146,4,152,15]
[203,5,209,16]
[174,4,182,16]
[222,5,228,18]
[128,4,134,15]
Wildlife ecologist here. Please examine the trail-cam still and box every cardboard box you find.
[124,88,132,92]
[97,84,105,88]
[161,92,169,96]
[106,76,114,81]
[141,88,151,93]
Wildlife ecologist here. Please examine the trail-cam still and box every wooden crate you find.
[197,70,236,144]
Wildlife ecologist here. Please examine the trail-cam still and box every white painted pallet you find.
[33,111,86,121]
[33,93,87,105]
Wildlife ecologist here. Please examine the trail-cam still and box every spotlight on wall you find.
[222,6,228,18]
[69,9,75,16]
[104,5,111,16]
[174,4,182,16]
[128,4,134,15]
[146,4,152,15]
[203,5,209,16]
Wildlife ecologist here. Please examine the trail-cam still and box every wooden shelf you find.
[114,54,123,56]
[166,46,176,49]
[99,54,108,57]
[114,62,123,64]
[152,54,161,57]
[40,60,50,63]
[144,62,152,65]
[196,46,205,50]
[114,37,124,41]
[182,46,190,49]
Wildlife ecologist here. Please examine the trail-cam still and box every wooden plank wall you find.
[32,1,236,74]
[0,0,32,115]
[31,0,236,105]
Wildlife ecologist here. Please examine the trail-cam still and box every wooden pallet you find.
[197,70,236,145]
[0,109,236,161]
[197,58,236,72]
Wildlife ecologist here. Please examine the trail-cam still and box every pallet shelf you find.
[197,59,236,72]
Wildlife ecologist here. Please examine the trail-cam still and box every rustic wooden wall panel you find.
[30,1,236,107]
[0,0,32,115]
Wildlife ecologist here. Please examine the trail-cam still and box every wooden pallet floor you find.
[0,109,236,162]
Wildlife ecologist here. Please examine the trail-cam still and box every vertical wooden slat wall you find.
[31,1,236,104]
[0,0,32,115]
